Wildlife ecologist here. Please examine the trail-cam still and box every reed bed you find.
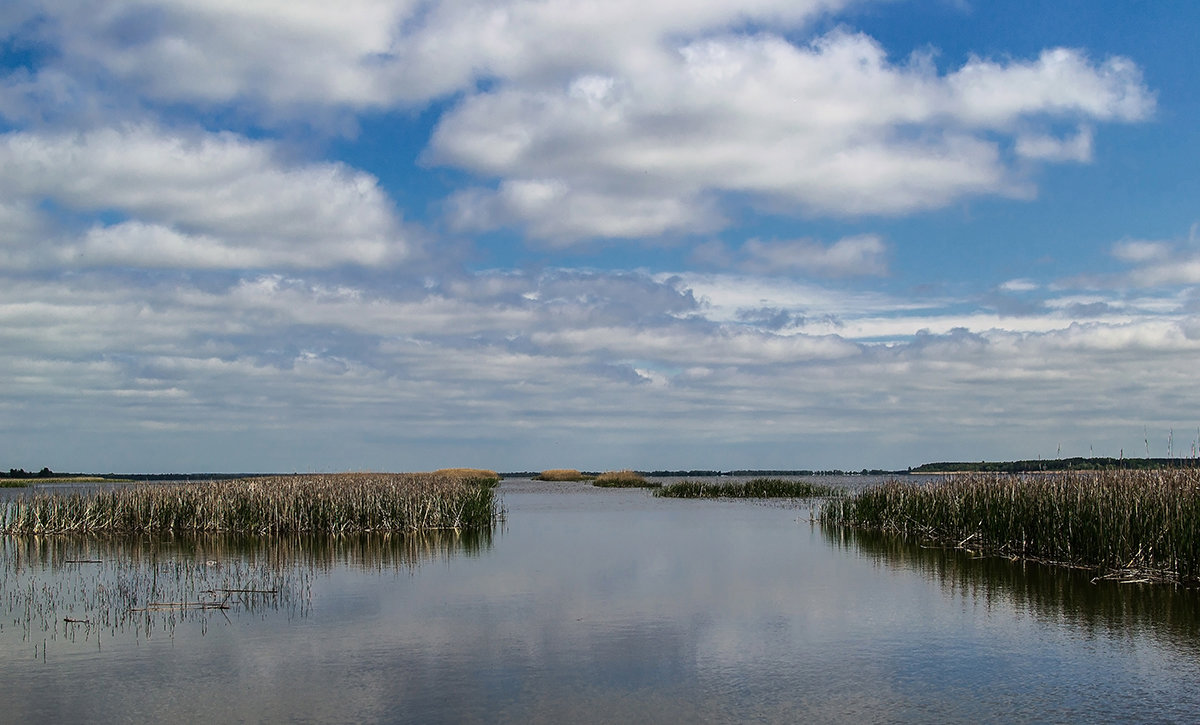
[0,472,500,535]
[655,478,841,499]
[432,468,501,487]
[820,470,1200,584]
[535,469,589,481]
[592,470,660,488]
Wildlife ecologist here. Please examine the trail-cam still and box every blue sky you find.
[2,1,1199,473]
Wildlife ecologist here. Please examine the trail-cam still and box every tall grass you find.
[432,468,501,487]
[821,470,1200,583]
[655,478,841,499]
[0,472,501,535]
[535,469,588,481]
[592,470,660,488]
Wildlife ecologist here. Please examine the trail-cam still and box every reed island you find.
[0,471,501,535]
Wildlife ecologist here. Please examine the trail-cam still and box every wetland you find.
[3,475,1200,722]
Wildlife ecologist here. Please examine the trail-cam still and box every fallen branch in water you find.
[204,588,278,595]
[131,601,231,611]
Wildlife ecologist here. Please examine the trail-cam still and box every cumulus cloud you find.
[0,125,408,269]
[1113,235,1200,287]
[430,31,1152,241]
[2,2,1155,249]
[0,0,846,116]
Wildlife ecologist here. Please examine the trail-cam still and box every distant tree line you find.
[4,467,57,478]
[910,457,1200,473]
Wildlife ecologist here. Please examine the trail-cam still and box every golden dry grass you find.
[1,472,501,535]
[535,469,588,481]
[432,468,501,486]
[592,470,657,488]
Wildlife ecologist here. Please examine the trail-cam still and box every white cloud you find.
[0,125,408,269]
[947,50,1152,125]
[1112,239,1171,263]
[2,0,411,111]
[1127,258,1200,287]
[450,182,724,244]
[742,235,888,277]
[1112,236,1200,287]
[1015,126,1093,162]
[999,279,1038,292]
[0,0,846,115]
[2,261,1198,471]
[430,31,1152,240]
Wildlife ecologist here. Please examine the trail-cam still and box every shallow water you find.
[3,476,1200,723]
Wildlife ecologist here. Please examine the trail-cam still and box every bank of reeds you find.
[535,469,589,481]
[655,478,841,499]
[820,470,1200,584]
[0,472,500,535]
[432,468,501,487]
[592,470,660,488]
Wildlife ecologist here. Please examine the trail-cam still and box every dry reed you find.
[535,469,588,481]
[0,472,500,535]
[432,468,501,487]
[821,470,1200,584]
[592,470,659,488]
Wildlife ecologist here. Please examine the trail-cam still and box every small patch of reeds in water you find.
[655,478,842,499]
[535,469,589,481]
[0,472,501,535]
[820,470,1200,585]
[592,470,660,488]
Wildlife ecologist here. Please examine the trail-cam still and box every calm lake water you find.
[4,476,1200,723]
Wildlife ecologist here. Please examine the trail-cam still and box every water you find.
[3,477,1200,723]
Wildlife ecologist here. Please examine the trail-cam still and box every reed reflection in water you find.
[823,525,1200,654]
[0,529,492,656]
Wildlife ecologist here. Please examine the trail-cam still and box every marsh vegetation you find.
[654,477,842,499]
[821,470,1200,584]
[534,469,589,481]
[592,470,659,488]
[0,472,501,535]
[432,468,501,487]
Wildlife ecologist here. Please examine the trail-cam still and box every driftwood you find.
[204,588,278,595]
[131,601,231,611]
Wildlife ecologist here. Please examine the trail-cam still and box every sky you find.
[2,1,1199,474]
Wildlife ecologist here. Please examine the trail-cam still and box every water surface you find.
[3,477,1199,723]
